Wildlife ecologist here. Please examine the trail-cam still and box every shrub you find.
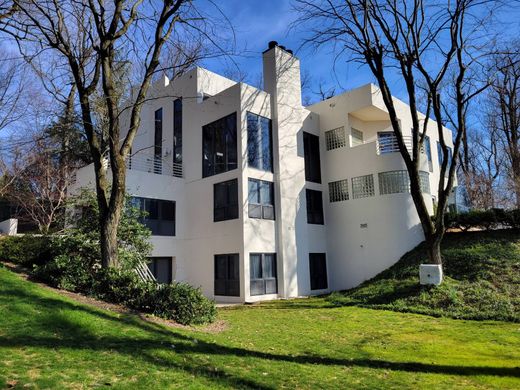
[444,208,520,231]
[0,235,54,267]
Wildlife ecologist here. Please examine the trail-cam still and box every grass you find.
[0,263,519,389]
[328,230,520,322]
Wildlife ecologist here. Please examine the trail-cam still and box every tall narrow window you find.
[147,257,173,284]
[214,179,239,222]
[250,253,277,296]
[215,254,239,296]
[247,112,273,171]
[351,128,364,147]
[173,99,182,164]
[306,189,324,225]
[248,179,275,220]
[309,253,328,290]
[303,132,322,183]
[154,108,163,174]
[424,136,433,172]
[203,112,238,178]
[437,141,453,174]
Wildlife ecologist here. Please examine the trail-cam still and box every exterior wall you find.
[72,47,456,302]
[0,218,18,235]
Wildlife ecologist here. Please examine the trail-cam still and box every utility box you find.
[419,264,443,285]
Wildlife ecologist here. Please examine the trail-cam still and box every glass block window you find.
[328,179,349,202]
[378,171,410,195]
[378,170,431,195]
[419,171,431,194]
[351,174,375,199]
[325,127,346,150]
[351,128,364,147]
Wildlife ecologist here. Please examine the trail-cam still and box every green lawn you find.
[0,266,519,389]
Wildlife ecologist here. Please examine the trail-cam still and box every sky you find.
[198,0,520,105]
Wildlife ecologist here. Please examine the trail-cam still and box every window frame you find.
[154,108,163,174]
[325,126,346,151]
[202,112,238,178]
[249,253,277,296]
[214,179,239,222]
[306,189,324,225]
[132,197,176,236]
[214,253,240,296]
[309,253,328,290]
[329,179,349,202]
[247,112,273,172]
[351,174,375,199]
[173,99,182,164]
[303,132,322,183]
[248,178,275,220]
[351,127,364,147]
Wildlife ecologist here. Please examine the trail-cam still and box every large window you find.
[248,179,275,220]
[154,108,163,174]
[173,99,182,164]
[329,179,349,202]
[378,170,431,195]
[351,174,375,199]
[214,254,239,296]
[147,257,172,284]
[132,197,175,236]
[247,112,273,172]
[214,179,239,222]
[306,189,324,225]
[250,253,277,296]
[203,112,237,177]
[309,253,328,290]
[424,135,433,172]
[437,141,453,168]
[325,127,346,150]
[303,132,322,183]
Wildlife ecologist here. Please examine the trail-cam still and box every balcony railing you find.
[127,155,183,178]
[376,135,426,156]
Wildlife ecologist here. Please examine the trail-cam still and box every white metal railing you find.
[135,260,156,282]
[376,134,426,156]
[127,154,183,178]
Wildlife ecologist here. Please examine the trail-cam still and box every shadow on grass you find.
[1,280,519,388]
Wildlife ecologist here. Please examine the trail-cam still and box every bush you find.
[444,208,520,231]
[0,235,54,267]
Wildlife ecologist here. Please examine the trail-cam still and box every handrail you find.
[127,154,183,178]
[376,135,425,155]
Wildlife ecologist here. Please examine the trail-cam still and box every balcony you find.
[127,155,183,178]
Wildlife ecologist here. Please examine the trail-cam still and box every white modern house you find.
[71,41,455,303]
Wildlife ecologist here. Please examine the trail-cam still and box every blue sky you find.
[200,0,520,104]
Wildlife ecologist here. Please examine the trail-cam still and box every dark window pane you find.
[148,257,172,284]
[309,253,328,290]
[203,112,237,178]
[263,254,276,278]
[214,179,239,222]
[154,108,163,174]
[173,99,182,164]
[248,203,262,219]
[132,197,175,236]
[215,254,240,296]
[306,189,324,225]
[250,254,262,279]
[303,132,321,183]
[248,179,260,204]
[262,205,275,220]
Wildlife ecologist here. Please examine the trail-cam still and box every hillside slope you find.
[328,230,520,322]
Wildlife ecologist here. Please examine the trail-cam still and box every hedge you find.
[444,208,520,231]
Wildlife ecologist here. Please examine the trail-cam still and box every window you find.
[214,179,239,222]
[132,197,175,236]
[303,132,322,183]
[247,112,273,172]
[248,179,275,220]
[437,142,453,168]
[378,170,431,195]
[203,112,238,177]
[250,253,277,296]
[147,257,172,284]
[325,127,346,150]
[154,108,163,174]
[309,253,328,290]
[329,179,349,202]
[377,131,399,154]
[351,128,364,147]
[351,174,375,199]
[306,189,324,224]
[173,99,182,164]
[214,254,239,296]
[424,136,433,172]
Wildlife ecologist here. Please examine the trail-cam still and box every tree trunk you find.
[100,207,121,268]
[425,235,443,265]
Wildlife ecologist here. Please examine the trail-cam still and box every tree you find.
[295,0,500,269]
[486,44,520,207]
[0,1,214,267]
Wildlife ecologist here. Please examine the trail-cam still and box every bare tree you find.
[486,44,520,207]
[295,0,501,268]
[0,1,220,267]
